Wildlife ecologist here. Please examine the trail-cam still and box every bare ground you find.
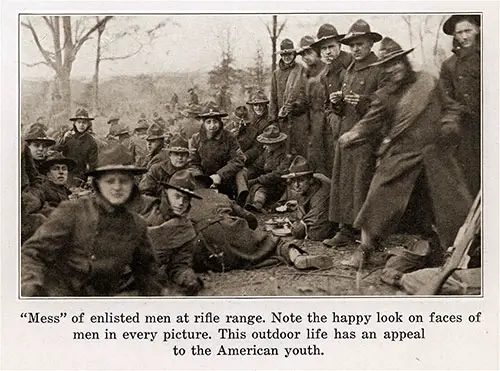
[192,212,413,297]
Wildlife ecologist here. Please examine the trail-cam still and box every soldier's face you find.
[75,119,89,133]
[320,40,341,63]
[301,49,320,67]
[290,175,313,195]
[135,129,148,139]
[47,164,69,186]
[203,118,221,138]
[96,171,134,205]
[169,152,189,168]
[281,52,296,65]
[348,36,373,61]
[166,188,190,216]
[253,103,266,116]
[384,59,408,84]
[28,141,49,161]
[454,20,479,48]
[147,139,163,153]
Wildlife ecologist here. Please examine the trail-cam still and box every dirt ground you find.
[193,212,410,297]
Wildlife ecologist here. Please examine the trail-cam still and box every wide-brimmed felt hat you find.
[166,135,190,153]
[24,127,56,146]
[275,38,297,55]
[256,125,287,144]
[369,37,414,67]
[159,169,202,199]
[281,155,315,179]
[443,14,481,35]
[231,106,250,123]
[40,152,76,173]
[297,35,316,55]
[196,102,228,119]
[146,122,165,141]
[134,118,150,132]
[70,108,94,121]
[340,19,382,45]
[86,144,147,177]
[311,24,344,49]
[107,117,120,124]
[246,90,269,105]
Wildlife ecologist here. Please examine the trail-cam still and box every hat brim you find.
[369,48,414,67]
[281,170,314,179]
[443,15,481,35]
[70,117,95,121]
[257,132,288,144]
[310,34,345,50]
[197,112,228,119]
[160,182,203,199]
[86,165,147,177]
[40,158,76,173]
[275,49,298,55]
[246,99,269,105]
[25,137,56,146]
[167,147,190,153]
[340,32,383,45]
[146,135,165,141]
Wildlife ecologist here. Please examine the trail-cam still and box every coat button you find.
[464,93,469,97]
[90,255,96,261]
[458,76,463,79]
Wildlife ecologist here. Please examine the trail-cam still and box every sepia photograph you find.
[19,12,482,298]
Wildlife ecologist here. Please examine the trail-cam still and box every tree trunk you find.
[271,15,277,73]
[94,29,102,114]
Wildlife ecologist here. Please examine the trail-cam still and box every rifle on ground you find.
[416,192,481,295]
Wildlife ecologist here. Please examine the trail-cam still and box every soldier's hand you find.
[329,91,343,104]
[209,174,222,185]
[278,106,289,118]
[338,131,360,148]
[344,93,360,106]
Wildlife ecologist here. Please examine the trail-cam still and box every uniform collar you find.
[348,51,378,72]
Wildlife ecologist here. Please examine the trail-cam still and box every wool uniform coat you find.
[188,188,279,272]
[236,112,269,166]
[189,127,245,182]
[440,44,481,194]
[21,195,162,296]
[347,71,472,249]
[141,199,201,295]
[130,135,149,167]
[329,52,385,225]
[314,51,353,177]
[279,176,336,241]
[248,144,293,203]
[57,130,98,182]
[270,59,309,157]
[139,159,188,197]
[27,179,72,217]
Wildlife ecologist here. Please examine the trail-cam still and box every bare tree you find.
[22,16,112,119]
[402,16,414,48]
[263,15,287,72]
[91,17,170,113]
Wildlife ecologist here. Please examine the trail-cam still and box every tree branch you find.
[101,43,144,61]
[42,16,53,31]
[21,19,57,70]
[74,16,113,54]
[277,19,287,37]
[22,60,50,67]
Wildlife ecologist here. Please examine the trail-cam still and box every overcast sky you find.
[20,14,453,80]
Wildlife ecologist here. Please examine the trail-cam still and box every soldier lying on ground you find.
[21,145,163,297]
[184,173,333,273]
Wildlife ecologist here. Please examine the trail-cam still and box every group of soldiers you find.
[20,14,480,296]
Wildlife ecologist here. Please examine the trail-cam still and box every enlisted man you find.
[439,14,481,195]
[324,19,385,248]
[143,123,168,170]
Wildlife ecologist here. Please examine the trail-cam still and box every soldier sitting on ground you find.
[244,125,292,213]
[25,152,76,217]
[139,135,191,197]
[277,156,336,241]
